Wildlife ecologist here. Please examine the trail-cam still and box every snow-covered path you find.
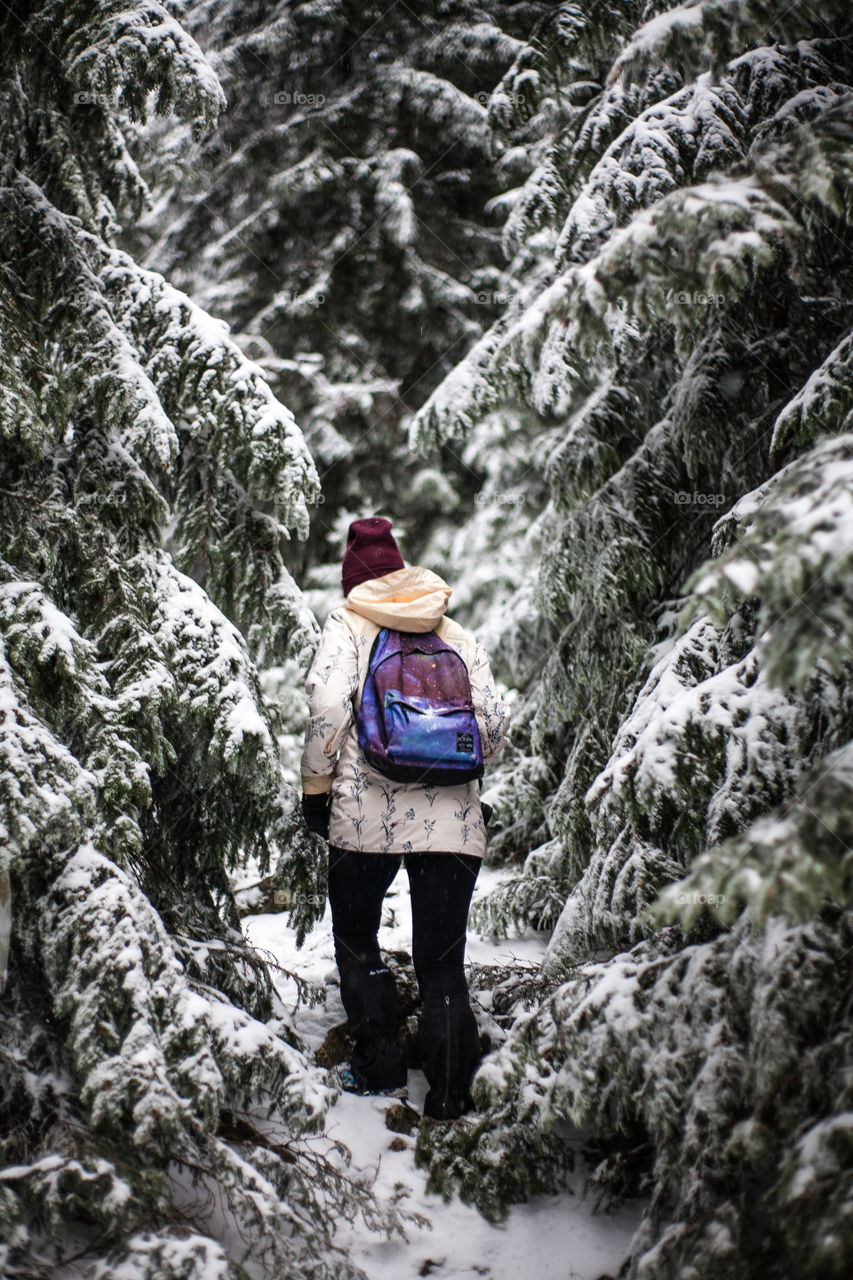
[243,866,644,1280]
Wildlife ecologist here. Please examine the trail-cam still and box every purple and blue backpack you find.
[356,628,484,785]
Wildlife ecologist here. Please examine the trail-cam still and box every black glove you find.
[301,792,331,840]
[481,801,493,828]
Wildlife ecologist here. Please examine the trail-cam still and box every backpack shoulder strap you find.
[341,608,388,712]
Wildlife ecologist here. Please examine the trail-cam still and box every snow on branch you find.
[770,327,853,453]
[408,318,513,450]
[689,431,853,686]
[3,170,319,532]
[0,632,97,855]
[556,74,747,266]
[2,171,181,471]
[414,46,846,449]
[90,236,320,537]
[41,837,337,1151]
[59,0,226,138]
[544,591,846,965]
[655,736,853,925]
[144,550,275,774]
[87,1233,231,1280]
[498,172,798,374]
[586,628,801,846]
[383,66,490,158]
[201,992,332,1127]
[607,0,851,84]
[0,573,150,864]
[43,843,226,1153]
[488,0,659,136]
[464,908,852,1275]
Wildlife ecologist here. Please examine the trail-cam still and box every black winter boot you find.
[419,991,482,1120]
[339,962,407,1091]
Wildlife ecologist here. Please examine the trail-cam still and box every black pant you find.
[328,847,482,1118]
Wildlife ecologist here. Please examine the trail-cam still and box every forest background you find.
[1,1,852,1277]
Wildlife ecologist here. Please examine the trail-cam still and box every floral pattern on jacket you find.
[301,595,509,856]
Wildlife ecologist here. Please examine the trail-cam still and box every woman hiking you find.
[300,516,509,1120]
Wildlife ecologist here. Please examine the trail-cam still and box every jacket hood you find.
[343,566,452,633]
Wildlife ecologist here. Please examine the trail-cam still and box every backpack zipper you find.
[387,695,475,719]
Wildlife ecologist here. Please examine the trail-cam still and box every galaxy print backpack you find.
[356,628,484,785]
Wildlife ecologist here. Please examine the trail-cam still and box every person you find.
[300,516,510,1119]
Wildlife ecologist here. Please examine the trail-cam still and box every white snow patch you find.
[721,559,760,594]
[244,864,644,1279]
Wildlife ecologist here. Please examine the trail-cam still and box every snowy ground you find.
[243,865,644,1280]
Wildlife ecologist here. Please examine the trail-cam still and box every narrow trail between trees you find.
[243,866,645,1280]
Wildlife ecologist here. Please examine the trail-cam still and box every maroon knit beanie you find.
[341,517,405,597]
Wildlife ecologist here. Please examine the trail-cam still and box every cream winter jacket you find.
[300,567,509,856]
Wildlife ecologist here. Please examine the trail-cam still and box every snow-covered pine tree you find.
[413,2,853,1277]
[0,4,414,1276]
[129,0,546,581]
